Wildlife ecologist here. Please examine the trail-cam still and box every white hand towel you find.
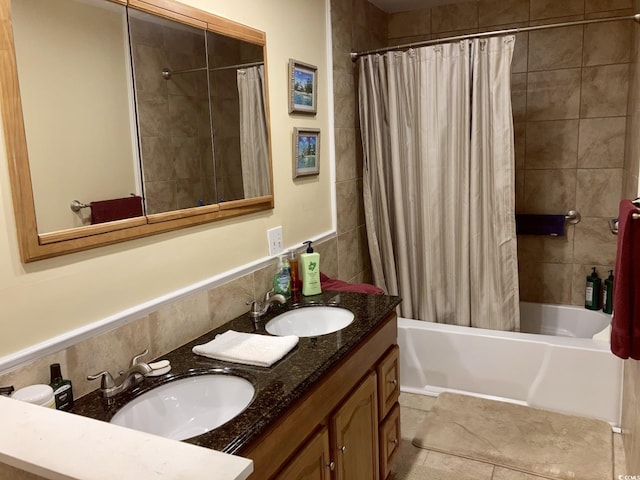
[192,330,299,367]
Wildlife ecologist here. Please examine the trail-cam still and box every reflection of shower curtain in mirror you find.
[237,66,270,198]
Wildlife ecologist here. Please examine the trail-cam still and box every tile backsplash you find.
[0,238,337,400]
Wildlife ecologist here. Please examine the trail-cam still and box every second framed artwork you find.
[293,128,320,178]
[288,59,317,114]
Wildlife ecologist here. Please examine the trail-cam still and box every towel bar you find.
[564,210,581,225]
[70,200,90,212]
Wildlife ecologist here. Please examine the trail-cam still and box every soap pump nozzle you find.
[303,240,314,253]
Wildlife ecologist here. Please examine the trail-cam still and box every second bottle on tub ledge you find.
[300,241,321,296]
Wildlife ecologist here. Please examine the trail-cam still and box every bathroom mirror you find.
[0,0,273,262]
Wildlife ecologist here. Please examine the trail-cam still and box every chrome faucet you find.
[248,290,286,319]
[0,385,14,397]
[87,349,152,399]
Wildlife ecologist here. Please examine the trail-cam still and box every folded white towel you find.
[192,330,299,367]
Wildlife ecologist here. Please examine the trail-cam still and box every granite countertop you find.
[71,291,401,454]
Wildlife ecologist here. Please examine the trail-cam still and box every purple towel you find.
[515,214,566,236]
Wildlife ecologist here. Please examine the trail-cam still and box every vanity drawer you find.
[379,403,400,480]
[377,345,400,420]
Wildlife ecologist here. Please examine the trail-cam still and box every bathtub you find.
[398,302,623,427]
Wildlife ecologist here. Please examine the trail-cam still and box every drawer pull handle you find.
[389,438,398,445]
[389,379,398,386]
[339,445,347,453]
[326,461,335,471]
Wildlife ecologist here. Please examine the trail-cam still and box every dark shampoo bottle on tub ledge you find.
[585,267,601,310]
[602,270,614,314]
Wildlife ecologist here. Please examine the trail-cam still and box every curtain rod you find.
[350,13,640,60]
[161,61,263,79]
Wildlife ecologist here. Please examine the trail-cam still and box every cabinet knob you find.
[339,445,347,453]
[389,438,398,445]
[326,461,335,471]
[389,379,398,386]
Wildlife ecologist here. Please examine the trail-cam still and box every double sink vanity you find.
[72,291,402,479]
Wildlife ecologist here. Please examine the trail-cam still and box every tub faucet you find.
[87,349,152,399]
[248,290,286,319]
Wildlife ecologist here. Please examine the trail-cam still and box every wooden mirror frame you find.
[0,0,274,262]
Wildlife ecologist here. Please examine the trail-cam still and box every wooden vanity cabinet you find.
[241,312,400,480]
[278,373,379,480]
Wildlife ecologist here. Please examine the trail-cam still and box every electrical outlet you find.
[267,226,284,256]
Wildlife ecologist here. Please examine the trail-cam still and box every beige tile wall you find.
[0,238,339,400]
[330,0,386,285]
[387,0,631,306]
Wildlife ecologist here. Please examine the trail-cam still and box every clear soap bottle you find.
[288,250,300,294]
[273,255,291,298]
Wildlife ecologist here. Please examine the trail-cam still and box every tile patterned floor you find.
[391,393,627,480]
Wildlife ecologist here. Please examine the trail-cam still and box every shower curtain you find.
[359,36,520,331]
[237,65,270,198]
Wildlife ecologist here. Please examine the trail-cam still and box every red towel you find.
[90,196,143,225]
[611,200,640,360]
[320,272,384,295]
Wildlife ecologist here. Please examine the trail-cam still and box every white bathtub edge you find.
[398,314,622,427]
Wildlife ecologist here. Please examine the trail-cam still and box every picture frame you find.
[293,128,320,178]
[288,59,317,114]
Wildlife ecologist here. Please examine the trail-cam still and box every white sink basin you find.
[110,374,254,441]
[265,307,355,337]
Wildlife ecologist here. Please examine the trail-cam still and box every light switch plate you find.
[267,226,283,256]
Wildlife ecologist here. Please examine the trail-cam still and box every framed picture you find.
[288,59,317,114]
[293,128,320,178]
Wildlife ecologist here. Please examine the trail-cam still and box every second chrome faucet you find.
[248,290,286,320]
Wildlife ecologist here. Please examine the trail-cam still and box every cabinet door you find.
[376,345,400,420]
[276,427,332,480]
[331,371,379,480]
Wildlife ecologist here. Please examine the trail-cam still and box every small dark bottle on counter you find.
[49,363,73,411]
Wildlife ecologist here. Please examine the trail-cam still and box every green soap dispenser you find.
[300,241,321,296]
[603,270,614,314]
[585,267,602,310]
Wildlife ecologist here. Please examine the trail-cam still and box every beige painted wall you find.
[0,0,331,358]
[12,0,138,232]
